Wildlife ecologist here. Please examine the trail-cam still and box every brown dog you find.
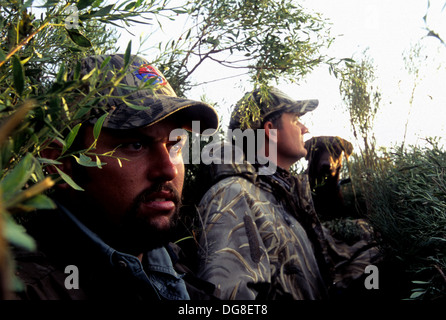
[304,136,353,220]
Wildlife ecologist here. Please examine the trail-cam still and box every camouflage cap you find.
[78,54,219,134]
[228,87,318,130]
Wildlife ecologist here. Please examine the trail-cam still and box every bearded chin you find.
[118,205,181,254]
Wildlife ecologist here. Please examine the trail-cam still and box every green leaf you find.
[46,80,77,95]
[62,123,82,155]
[123,98,150,110]
[100,56,111,69]
[410,291,425,299]
[37,158,62,165]
[38,0,59,8]
[0,47,6,62]
[31,154,46,182]
[124,40,132,67]
[95,155,103,169]
[65,28,92,48]
[12,55,25,96]
[55,167,84,191]
[56,63,66,82]
[4,214,36,251]
[22,0,33,9]
[73,106,92,120]
[21,194,56,210]
[92,4,114,17]
[185,28,191,40]
[77,0,96,10]
[0,153,34,201]
[93,113,107,140]
[124,1,137,11]
[412,280,430,285]
[172,9,188,14]
[73,61,82,80]
[72,153,101,167]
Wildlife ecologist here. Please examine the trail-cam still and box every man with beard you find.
[12,54,219,300]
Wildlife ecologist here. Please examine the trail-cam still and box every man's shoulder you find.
[13,246,58,282]
[12,245,86,300]
[197,174,281,219]
[199,175,259,202]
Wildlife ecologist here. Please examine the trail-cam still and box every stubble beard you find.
[119,183,182,254]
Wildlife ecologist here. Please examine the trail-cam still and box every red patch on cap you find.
[135,64,167,86]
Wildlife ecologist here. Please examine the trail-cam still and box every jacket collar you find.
[56,202,190,300]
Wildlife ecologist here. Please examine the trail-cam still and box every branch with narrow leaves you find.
[0,22,49,68]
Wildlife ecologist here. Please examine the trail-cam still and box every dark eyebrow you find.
[102,128,185,143]
[102,128,149,139]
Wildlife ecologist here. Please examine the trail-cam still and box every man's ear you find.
[39,139,73,190]
[263,121,278,143]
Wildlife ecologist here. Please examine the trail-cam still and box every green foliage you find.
[365,139,446,300]
[0,0,180,187]
[0,0,180,297]
[188,0,329,82]
[339,54,381,167]
[157,0,335,129]
[322,218,368,246]
[339,48,445,300]
[343,137,446,300]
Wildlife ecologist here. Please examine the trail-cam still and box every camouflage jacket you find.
[196,160,333,300]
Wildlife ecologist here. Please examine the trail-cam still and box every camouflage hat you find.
[229,87,318,130]
[78,54,219,134]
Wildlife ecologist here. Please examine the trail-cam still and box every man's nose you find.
[147,144,178,181]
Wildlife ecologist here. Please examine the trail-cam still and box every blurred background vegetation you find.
[0,0,445,300]
[337,51,445,300]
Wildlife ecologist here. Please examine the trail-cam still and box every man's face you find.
[275,112,309,169]
[71,118,186,253]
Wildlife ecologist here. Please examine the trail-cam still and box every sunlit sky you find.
[117,0,446,151]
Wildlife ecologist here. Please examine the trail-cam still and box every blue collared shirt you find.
[58,203,190,300]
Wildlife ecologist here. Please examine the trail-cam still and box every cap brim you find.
[150,98,220,135]
[288,99,319,116]
[102,94,219,135]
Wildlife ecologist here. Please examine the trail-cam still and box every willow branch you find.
[0,21,50,68]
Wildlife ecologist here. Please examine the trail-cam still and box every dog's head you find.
[304,136,353,180]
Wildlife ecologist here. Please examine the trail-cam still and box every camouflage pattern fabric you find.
[197,154,381,300]
[324,219,382,291]
[197,159,331,300]
[229,87,318,130]
[74,54,218,134]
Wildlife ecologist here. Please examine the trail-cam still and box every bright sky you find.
[117,0,446,151]
[288,0,446,150]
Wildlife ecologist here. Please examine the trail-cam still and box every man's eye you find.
[122,142,143,151]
